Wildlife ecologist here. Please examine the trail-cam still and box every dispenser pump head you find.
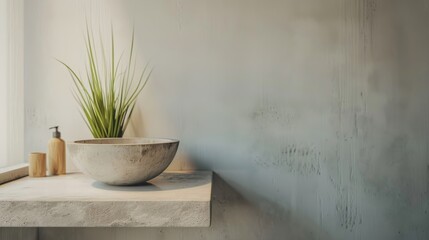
[49,126,61,138]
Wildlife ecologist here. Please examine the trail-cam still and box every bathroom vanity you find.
[0,171,212,227]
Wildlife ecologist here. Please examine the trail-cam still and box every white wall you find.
[16,0,429,239]
[0,0,24,168]
[0,0,9,166]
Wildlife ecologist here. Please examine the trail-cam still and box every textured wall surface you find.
[6,0,429,239]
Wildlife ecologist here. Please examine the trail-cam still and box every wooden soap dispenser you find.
[48,126,66,175]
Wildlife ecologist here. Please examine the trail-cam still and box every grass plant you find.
[58,25,151,138]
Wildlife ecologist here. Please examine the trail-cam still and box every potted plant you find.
[60,26,179,185]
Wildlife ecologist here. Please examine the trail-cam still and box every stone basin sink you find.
[67,138,179,185]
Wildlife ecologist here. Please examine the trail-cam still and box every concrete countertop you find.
[0,171,212,227]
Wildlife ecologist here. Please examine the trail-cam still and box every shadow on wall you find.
[207,173,333,240]
[34,174,331,240]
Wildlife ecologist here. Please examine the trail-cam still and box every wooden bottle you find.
[48,126,66,175]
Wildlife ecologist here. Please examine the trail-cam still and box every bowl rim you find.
[68,137,179,146]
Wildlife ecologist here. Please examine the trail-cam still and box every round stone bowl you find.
[67,138,179,186]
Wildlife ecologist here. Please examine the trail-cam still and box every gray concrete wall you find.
[5,0,429,239]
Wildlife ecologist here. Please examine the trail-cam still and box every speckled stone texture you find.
[67,138,179,185]
[0,171,212,227]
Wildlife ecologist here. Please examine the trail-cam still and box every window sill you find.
[0,163,28,185]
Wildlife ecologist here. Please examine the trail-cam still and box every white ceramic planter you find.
[67,138,179,185]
